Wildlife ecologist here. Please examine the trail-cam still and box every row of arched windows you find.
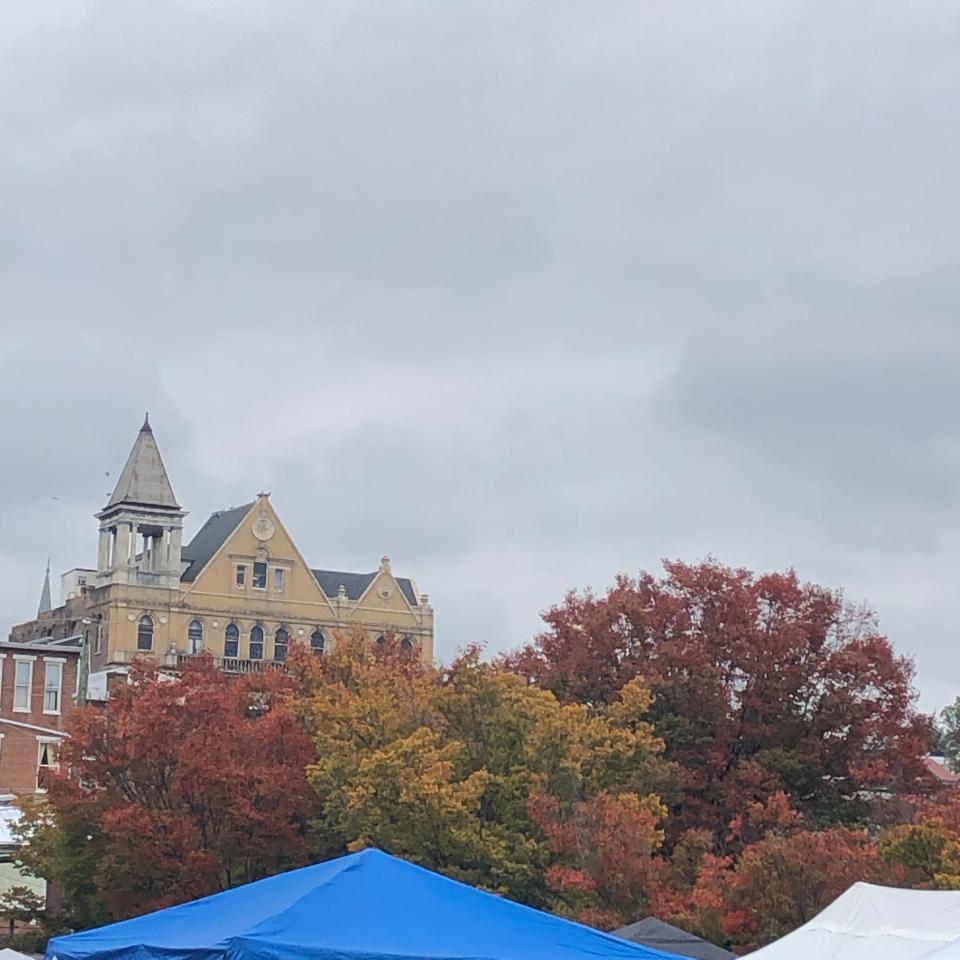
[136,615,325,661]
[377,634,416,653]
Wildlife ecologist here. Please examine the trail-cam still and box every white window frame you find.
[43,657,65,715]
[13,656,35,714]
[236,564,247,588]
[252,561,268,590]
[35,736,61,793]
[274,568,285,592]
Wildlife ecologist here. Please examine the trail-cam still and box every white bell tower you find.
[96,414,186,590]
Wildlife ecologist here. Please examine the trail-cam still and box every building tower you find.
[95,415,186,590]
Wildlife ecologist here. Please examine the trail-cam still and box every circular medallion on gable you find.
[378,585,393,601]
[252,515,276,541]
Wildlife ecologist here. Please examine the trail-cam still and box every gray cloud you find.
[2,0,960,711]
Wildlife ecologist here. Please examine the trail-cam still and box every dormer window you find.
[252,562,267,590]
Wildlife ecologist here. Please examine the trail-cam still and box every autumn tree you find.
[292,636,677,921]
[507,561,934,845]
[672,827,904,951]
[19,657,320,922]
[937,698,960,773]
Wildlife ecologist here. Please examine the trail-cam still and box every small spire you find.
[38,559,52,616]
[141,412,152,432]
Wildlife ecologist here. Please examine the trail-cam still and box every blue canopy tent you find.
[47,849,680,960]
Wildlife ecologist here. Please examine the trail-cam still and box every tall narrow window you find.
[249,625,264,660]
[187,619,204,655]
[310,629,325,656]
[43,661,63,714]
[36,739,60,791]
[274,568,285,592]
[252,561,267,590]
[137,615,154,652]
[13,660,33,712]
[224,623,240,658]
[274,627,289,663]
[236,565,247,588]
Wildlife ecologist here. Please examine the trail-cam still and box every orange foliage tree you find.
[20,657,319,921]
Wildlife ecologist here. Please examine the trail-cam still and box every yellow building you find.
[12,417,434,673]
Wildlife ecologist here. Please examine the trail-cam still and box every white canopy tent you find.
[748,883,960,960]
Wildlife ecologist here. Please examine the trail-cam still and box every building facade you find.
[2,416,434,793]
[0,637,80,796]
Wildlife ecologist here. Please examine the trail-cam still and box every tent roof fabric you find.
[46,849,682,960]
[748,882,960,960]
[613,919,734,960]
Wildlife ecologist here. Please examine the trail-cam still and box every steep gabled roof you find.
[311,569,418,607]
[180,503,254,582]
[105,415,180,511]
[178,503,419,607]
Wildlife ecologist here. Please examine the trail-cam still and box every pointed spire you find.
[38,559,52,616]
[105,417,180,510]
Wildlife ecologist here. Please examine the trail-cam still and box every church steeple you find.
[96,417,186,590]
[37,560,52,616]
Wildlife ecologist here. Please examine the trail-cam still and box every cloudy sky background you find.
[2,1,959,711]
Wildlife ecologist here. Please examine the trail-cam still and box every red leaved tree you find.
[507,561,934,846]
[36,657,320,919]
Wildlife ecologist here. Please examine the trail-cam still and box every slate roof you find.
[179,503,419,606]
[105,415,180,511]
[311,569,419,607]
[180,503,254,582]
[612,919,734,960]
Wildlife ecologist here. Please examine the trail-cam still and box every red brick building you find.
[0,636,81,796]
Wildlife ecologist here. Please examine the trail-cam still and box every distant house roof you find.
[925,756,960,785]
[180,503,254,582]
[613,919,734,960]
[180,504,418,606]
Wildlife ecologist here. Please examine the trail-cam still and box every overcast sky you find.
[2,1,959,712]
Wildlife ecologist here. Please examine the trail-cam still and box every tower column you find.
[97,529,111,571]
[168,527,182,573]
[115,523,131,568]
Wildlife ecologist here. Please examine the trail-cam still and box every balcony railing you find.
[175,653,286,674]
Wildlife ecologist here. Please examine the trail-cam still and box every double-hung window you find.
[43,660,63,714]
[252,562,268,590]
[13,659,33,713]
[36,738,60,791]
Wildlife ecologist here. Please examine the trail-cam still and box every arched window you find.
[376,634,387,647]
[187,619,204,655]
[274,626,289,663]
[400,635,414,653]
[249,625,264,660]
[137,615,154,652]
[310,629,325,656]
[224,623,240,658]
